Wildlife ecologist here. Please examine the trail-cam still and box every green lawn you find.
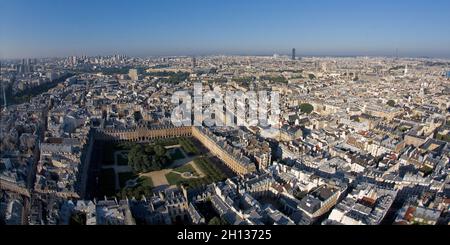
[154,138,180,147]
[182,177,215,189]
[136,176,153,188]
[116,176,153,199]
[179,138,200,156]
[194,157,227,182]
[165,172,185,185]
[166,158,227,189]
[174,164,196,174]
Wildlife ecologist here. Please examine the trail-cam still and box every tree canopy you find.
[299,103,314,114]
[260,75,288,84]
[148,71,190,84]
[387,100,396,107]
[128,144,169,173]
[208,217,227,225]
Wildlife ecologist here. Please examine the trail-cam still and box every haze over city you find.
[1,0,450,58]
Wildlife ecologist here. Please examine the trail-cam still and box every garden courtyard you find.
[93,137,229,198]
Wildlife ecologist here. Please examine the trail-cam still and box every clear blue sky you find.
[1,0,450,58]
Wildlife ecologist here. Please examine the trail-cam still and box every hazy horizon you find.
[2,52,450,61]
[1,0,450,59]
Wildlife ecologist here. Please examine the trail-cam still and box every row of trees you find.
[179,138,200,156]
[232,76,256,85]
[260,75,288,84]
[97,68,189,83]
[150,71,190,84]
[6,73,75,105]
[98,67,146,75]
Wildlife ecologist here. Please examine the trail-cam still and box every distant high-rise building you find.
[292,48,296,60]
[446,63,449,78]
[21,59,28,74]
[72,56,78,66]
[192,56,197,68]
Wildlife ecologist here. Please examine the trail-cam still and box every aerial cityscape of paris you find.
[1,0,449,228]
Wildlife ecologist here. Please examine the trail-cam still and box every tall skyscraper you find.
[21,59,27,74]
[292,48,296,60]
[447,63,449,79]
[192,56,197,68]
